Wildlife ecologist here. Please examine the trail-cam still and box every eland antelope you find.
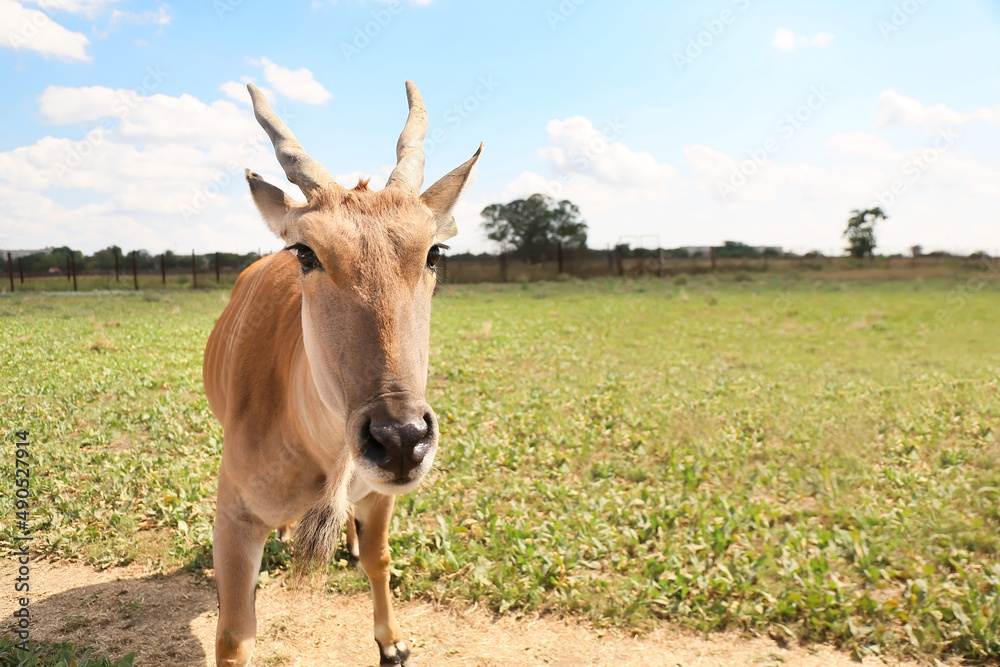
[203,81,482,667]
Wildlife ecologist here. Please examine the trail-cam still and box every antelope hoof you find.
[216,630,254,667]
[379,640,414,666]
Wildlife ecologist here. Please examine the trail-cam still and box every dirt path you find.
[1,559,925,667]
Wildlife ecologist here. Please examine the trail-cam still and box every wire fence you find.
[437,248,995,284]
[3,247,996,293]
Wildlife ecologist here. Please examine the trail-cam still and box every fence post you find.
[114,251,120,282]
[557,242,564,274]
[131,251,138,290]
[710,246,717,272]
[6,252,13,292]
[657,248,664,278]
[70,252,78,292]
[160,254,166,285]
[18,256,25,284]
[215,252,220,284]
[192,250,197,289]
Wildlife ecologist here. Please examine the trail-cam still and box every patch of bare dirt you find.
[1,559,927,667]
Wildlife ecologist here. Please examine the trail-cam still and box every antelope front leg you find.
[355,493,413,667]
[214,474,271,667]
[345,504,360,563]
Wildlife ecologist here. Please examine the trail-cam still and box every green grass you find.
[3,271,244,294]
[1,275,999,661]
[0,635,133,666]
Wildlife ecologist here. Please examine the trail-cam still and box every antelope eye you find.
[427,245,443,269]
[287,244,321,272]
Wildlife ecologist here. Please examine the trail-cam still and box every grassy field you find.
[1,273,999,662]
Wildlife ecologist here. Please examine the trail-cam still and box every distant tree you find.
[844,207,886,258]
[715,241,759,258]
[910,244,923,257]
[481,193,587,260]
[88,247,120,271]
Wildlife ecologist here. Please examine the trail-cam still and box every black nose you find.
[360,413,434,478]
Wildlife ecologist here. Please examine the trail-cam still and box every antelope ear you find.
[247,169,298,240]
[420,142,483,242]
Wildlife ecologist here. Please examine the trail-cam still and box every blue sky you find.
[2,0,999,255]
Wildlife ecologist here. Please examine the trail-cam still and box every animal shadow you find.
[3,563,215,666]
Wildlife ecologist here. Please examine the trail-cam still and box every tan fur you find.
[205,81,481,667]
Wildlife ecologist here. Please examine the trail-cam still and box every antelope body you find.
[203,81,481,667]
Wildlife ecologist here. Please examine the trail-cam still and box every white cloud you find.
[0,85,286,254]
[457,93,1000,256]
[475,116,685,251]
[37,85,261,147]
[771,28,834,52]
[335,164,393,190]
[812,32,834,47]
[219,79,274,106]
[537,116,677,188]
[0,0,91,61]
[219,81,248,104]
[23,0,122,19]
[94,3,171,36]
[249,57,332,105]
[874,89,1000,128]
[824,131,898,161]
[108,4,171,26]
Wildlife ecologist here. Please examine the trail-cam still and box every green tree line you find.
[7,247,264,274]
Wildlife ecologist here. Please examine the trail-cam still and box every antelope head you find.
[245,81,481,495]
